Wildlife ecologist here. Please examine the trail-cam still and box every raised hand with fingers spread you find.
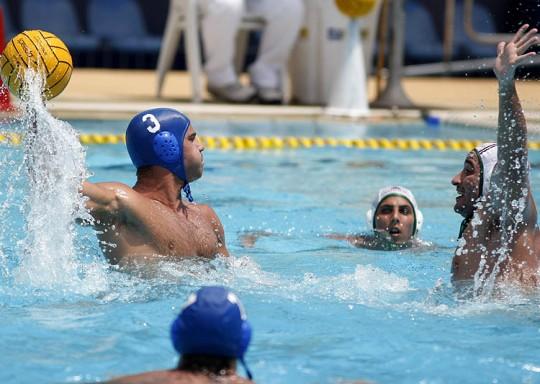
[494,24,539,84]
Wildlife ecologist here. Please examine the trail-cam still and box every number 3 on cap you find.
[142,113,161,133]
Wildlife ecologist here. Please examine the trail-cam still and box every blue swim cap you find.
[171,286,252,379]
[126,108,194,201]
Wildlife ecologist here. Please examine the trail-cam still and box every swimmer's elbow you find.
[82,183,124,218]
[96,193,122,217]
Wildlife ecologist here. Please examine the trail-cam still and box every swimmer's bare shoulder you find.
[81,181,228,259]
[83,181,195,226]
[102,370,253,384]
[80,181,146,226]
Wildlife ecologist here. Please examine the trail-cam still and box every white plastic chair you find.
[156,0,266,102]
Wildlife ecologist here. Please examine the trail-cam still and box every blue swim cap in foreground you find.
[126,108,194,201]
[171,286,253,379]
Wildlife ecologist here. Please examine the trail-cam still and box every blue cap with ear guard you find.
[126,108,193,201]
[171,286,253,380]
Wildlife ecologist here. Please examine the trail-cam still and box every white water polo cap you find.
[365,186,424,237]
[472,142,497,197]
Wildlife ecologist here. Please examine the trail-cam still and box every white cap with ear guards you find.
[473,143,497,197]
[365,186,424,237]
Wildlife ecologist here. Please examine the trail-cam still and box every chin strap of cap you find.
[183,184,194,202]
[458,216,472,239]
[239,357,253,380]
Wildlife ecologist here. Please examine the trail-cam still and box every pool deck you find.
[10,68,540,130]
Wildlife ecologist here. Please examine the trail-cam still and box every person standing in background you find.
[199,0,304,104]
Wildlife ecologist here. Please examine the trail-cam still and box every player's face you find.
[183,125,205,182]
[374,196,415,243]
[451,152,481,218]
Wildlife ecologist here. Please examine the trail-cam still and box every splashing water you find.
[0,70,106,294]
[0,147,26,278]
[460,166,532,299]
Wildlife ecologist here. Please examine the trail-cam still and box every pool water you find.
[1,119,540,384]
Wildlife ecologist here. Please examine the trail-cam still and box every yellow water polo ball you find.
[0,30,73,100]
[335,0,377,18]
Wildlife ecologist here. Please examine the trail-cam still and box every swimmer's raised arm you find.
[490,24,539,217]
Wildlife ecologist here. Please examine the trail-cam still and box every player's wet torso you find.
[95,199,224,266]
[452,209,539,286]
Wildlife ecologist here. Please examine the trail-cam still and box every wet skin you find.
[103,369,252,384]
[329,195,418,251]
[82,125,229,267]
[449,24,540,288]
[183,126,205,182]
[450,151,539,286]
[373,196,415,244]
[451,152,481,219]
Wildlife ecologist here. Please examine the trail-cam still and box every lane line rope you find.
[0,133,536,151]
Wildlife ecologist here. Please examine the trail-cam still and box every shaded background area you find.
[1,0,539,70]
